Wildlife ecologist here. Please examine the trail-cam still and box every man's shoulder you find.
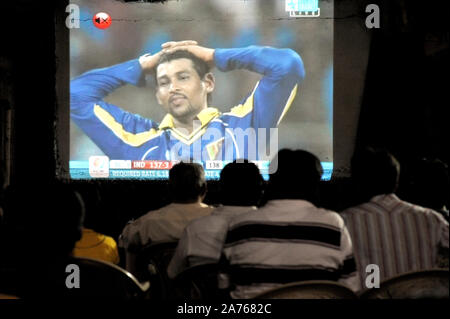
[372,194,445,221]
[340,202,370,216]
[124,205,172,229]
[400,200,449,224]
[94,101,158,129]
[183,203,215,216]
[102,234,118,248]
[340,195,448,224]
[186,213,228,231]
[340,195,391,216]
[139,205,170,219]
[227,207,262,224]
[249,200,344,229]
[152,202,215,223]
[286,204,345,230]
[314,206,345,224]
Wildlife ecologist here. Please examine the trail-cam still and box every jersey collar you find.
[158,107,221,130]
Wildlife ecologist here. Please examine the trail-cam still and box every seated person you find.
[340,147,449,290]
[223,149,360,298]
[404,157,449,222]
[167,160,263,279]
[7,183,145,298]
[119,162,214,273]
[73,229,120,265]
[72,183,120,264]
[6,183,85,297]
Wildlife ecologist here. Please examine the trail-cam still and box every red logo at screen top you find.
[93,12,112,29]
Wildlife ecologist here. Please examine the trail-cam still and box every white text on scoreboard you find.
[131,160,173,170]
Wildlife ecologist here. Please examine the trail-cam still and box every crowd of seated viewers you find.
[0,147,448,299]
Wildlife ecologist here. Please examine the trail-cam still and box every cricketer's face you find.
[155,58,214,122]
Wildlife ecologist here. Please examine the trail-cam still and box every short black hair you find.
[351,147,400,200]
[6,183,85,257]
[406,157,448,211]
[156,50,211,80]
[220,160,263,206]
[74,182,102,231]
[169,162,206,203]
[268,149,323,204]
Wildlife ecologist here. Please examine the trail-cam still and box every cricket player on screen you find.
[70,41,305,161]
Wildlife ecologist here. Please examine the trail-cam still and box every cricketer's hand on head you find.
[138,40,198,72]
[161,42,215,68]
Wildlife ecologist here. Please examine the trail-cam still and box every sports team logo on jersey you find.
[206,137,225,161]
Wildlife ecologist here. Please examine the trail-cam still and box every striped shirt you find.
[340,194,449,290]
[223,200,360,299]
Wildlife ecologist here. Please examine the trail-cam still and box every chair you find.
[69,256,149,299]
[359,268,449,299]
[134,241,178,299]
[252,281,358,299]
[173,263,231,300]
[0,293,20,299]
[0,267,20,297]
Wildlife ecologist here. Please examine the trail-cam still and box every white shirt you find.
[119,202,214,249]
[167,205,256,279]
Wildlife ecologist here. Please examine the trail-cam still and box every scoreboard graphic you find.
[70,157,332,181]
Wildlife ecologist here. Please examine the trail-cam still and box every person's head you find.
[155,50,215,122]
[0,166,5,224]
[74,182,102,231]
[351,147,400,201]
[9,183,85,258]
[409,158,449,210]
[220,160,264,206]
[268,149,323,204]
[169,162,207,203]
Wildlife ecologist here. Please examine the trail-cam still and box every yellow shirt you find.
[73,228,120,264]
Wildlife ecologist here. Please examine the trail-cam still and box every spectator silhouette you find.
[73,183,120,264]
[119,162,214,274]
[0,167,4,225]
[405,158,449,222]
[223,149,360,298]
[341,147,449,290]
[6,183,85,297]
[168,160,263,278]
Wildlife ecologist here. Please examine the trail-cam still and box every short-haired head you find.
[75,182,102,231]
[7,183,85,258]
[408,157,448,210]
[351,147,400,200]
[156,50,212,103]
[169,162,207,203]
[157,50,211,80]
[268,149,323,204]
[220,160,264,206]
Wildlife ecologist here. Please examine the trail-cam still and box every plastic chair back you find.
[359,268,449,299]
[253,280,358,299]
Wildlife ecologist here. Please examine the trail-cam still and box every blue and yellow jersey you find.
[70,46,305,161]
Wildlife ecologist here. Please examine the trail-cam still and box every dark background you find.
[1,0,449,239]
